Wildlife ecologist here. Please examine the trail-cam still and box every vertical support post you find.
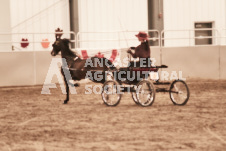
[189,29,191,46]
[33,33,36,85]
[148,0,164,46]
[77,32,80,49]
[69,0,79,48]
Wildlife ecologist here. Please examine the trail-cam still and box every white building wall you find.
[78,0,148,51]
[9,0,70,51]
[163,0,226,46]
[0,0,12,51]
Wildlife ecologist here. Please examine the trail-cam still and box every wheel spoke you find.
[136,80,155,107]
[101,80,121,106]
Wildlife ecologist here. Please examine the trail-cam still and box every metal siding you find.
[163,0,226,46]
[78,0,148,50]
[1,46,226,87]
[10,0,70,33]
[8,0,70,52]
[0,0,11,51]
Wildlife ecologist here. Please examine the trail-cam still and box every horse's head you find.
[51,38,72,57]
[51,28,65,56]
[51,39,61,56]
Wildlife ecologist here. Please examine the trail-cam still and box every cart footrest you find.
[156,88,169,92]
[154,82,170,85]
[155,65,168,68]
[121,86,136,92]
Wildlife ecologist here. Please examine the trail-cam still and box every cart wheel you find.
[169,80,190,105]
[101,80,122,106]
[136,80,155,107]
[131,87,139,105]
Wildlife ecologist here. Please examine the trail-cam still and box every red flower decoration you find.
[95,52,104,58]
[41,39,50,48]
[21,38,29,48]
[109,49,118,62]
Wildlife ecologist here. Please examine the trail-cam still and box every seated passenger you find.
[127,31,151,67]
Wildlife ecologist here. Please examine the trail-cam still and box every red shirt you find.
[131,41,150,58]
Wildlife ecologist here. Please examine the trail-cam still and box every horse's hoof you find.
[74,83,80,87]
[63,100,68,104]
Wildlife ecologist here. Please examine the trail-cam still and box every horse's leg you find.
[61,68,69,104]
[72,76,80,87]
[74,83,80,87]
[63,76,69,104]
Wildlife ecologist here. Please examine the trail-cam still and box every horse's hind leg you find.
[61,69,69,104]
[64,80,69,104]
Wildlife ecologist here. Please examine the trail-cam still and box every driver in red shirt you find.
[127,31,151,67]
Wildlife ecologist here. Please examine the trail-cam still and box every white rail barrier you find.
[160,28,222,47]
[0,32,76,51]
[221,29,226,45]
[0,29,226,52]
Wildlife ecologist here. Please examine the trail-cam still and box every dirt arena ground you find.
[0,79,226,151]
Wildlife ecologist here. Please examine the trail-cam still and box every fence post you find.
[32,33,36,85]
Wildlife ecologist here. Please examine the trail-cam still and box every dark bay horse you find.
[51,38,115,104]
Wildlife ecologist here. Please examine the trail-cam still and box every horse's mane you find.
[62,38,77,57]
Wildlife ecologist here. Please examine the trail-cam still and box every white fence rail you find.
[0,32,76,52]
[1,29,226,52]
[221,29,226,45]
[161,28,222,47]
